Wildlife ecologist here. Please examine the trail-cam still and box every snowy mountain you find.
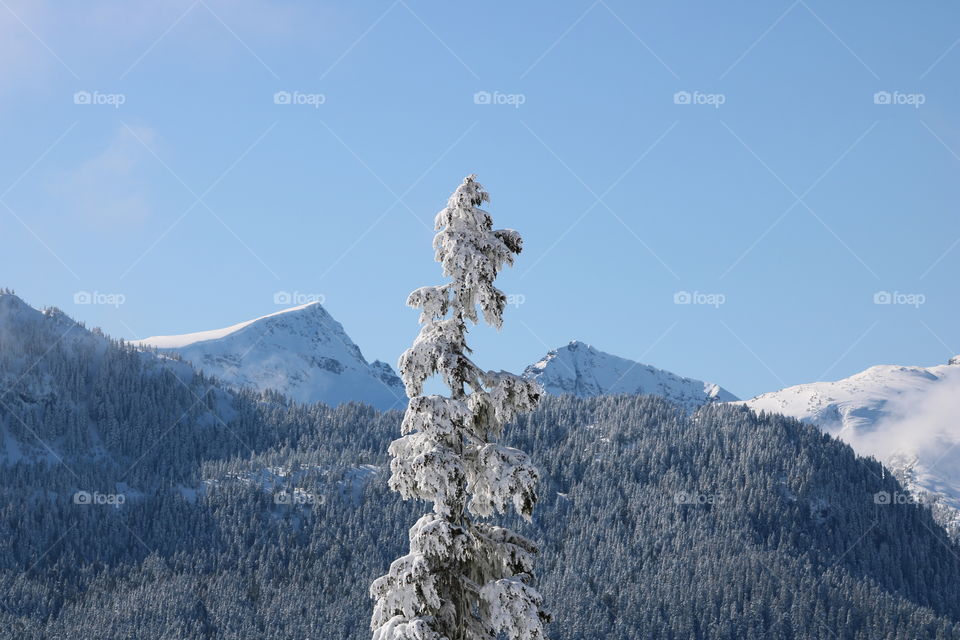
[741,356,960,533]
[523,341,738,411]
[134,302,405,411]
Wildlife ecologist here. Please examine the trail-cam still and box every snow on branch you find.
[370,553,441,625]
[371,615,444,640]
[407,285,451,324]
[480,578,549,640]
[473,524,539,578]
[409,514,468,561]
[467,444,539,521]
[398,319,482,397]
[388,434,465,517]
[481,372,542,425]
[402,395,472,439]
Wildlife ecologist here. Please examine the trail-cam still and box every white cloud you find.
[52,125,159,227]
[0,0,59,93]
[0,0,333,93]
[849,367,960,498]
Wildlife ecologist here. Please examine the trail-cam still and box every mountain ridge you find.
[523,340,738,411]
[133,302,405,411]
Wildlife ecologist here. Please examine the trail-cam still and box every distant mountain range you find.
[130,308,738,414]
[1,290,960,637]
[12,291,960,530]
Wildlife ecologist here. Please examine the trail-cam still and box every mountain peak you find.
[136,303,404,410]
[136,301,330,350]
[523,342,737,411]
[950,355,960,366]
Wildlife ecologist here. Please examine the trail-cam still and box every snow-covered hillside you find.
[0,291,192,387]
[134,303,405,410]
[0,292,102,355]
[0,292,205,466]
[741,357,960,533]
[523,341,738,411]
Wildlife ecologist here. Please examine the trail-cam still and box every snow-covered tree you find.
[371,175,549,640]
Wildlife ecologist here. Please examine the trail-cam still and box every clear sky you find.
[2,1,958,399]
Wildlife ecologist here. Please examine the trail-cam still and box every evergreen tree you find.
[370,176,549,640]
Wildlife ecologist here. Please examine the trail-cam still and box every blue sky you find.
[2,1,958,399]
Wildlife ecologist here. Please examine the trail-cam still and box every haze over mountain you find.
[741,356,960,535]
[523,341,738,411]
[134,302,405,411]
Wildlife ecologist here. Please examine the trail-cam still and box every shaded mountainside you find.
[134,302,406,411]
[1,295,959,638]
[524,341,737,411]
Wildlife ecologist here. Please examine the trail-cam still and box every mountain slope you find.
[741,356,960,533]
[523,341,738,411]
[0,291,104,362]
[6,388,960,638]
[2,295,960,638]
[134,302,405,411]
